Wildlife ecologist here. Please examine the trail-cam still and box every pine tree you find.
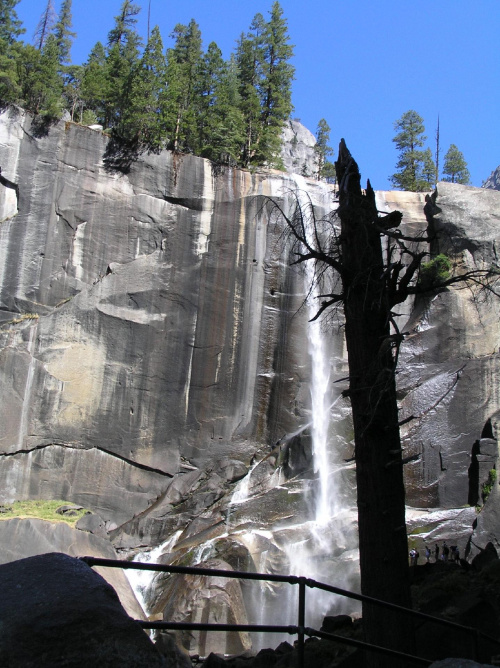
[390,110,429,192]
[80,42,108,124]
[200,54,245,165]
[119,25,167,152]
[322,160,337,184]
[33,0,56,51]
[314,118,334,180]
[236,4,294,168]
[20,34,62,115]
[442,144,471,184]
[421,147,437,190]
[63,64,84,120]
[0,0,24,48]
[54,0,75,65]
[236,23,263,166]
[256,1,294,168]
[107,0,141,47]
[0,0,25,103]
[104,0,142,129]
[191,41,223,153]
[163,19,202,152]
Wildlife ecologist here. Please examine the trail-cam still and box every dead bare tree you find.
[264,139,499,666]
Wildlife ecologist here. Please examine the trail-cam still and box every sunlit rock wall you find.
[483,165,500,191]
[0,107,333,530]
[1,106,499,551]
[375,187,500,513]
[397,183,500,509]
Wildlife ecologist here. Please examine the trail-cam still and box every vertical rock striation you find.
[1,110,500,654]
[0,109,332,528]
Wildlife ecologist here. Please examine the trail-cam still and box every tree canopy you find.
[442,144,471,184]
[390,110,435,191]
[391,111,472,191]
[0,0,296,169]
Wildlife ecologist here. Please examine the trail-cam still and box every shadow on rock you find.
[103,132,141,174]
[0,552,164,667]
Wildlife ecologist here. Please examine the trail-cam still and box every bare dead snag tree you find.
[334,140,415,664]
[264,139,499,666]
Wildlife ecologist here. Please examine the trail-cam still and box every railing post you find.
[298,577,306,668]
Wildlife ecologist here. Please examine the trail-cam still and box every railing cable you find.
[80,556,500,667]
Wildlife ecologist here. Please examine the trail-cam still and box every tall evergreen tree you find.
[314,118,334,180]
[54,0,75,65]
[390,110,429,192]
[0,0,24,47]
[236,3,294,168]
[107,0,141,47]
[163,19,202,152]
[236,22,264,166]
[442,144,471,184]
[200,54,245,165]
[0,0,25,102]
[104,0,142,129]
[80,42,108,124]
[119,25,167,152]
[256,1,294,168]
[421,147,437,190]
[33,0,56,51]
[63,64,84,120]
[193,40,225,153]
[20,34,62,115]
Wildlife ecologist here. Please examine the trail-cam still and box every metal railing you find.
[80,556,500,667]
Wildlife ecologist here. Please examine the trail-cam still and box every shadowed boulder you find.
[0,552,164,667]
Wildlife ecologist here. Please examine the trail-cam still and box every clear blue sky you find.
[16,0,500,189]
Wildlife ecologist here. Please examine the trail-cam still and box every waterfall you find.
[306,287,334,524]
[293,177,338,524]
[125,530,183,615]
[230,460,259,505]
[127,176,359,653]
[273,177,359,629]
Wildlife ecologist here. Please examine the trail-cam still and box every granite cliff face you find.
[1,107,500,653]
[0,107,326,526]
[483,165,500,191]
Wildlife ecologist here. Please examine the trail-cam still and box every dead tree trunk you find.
[268,138,498,665]
[335,140,415,665]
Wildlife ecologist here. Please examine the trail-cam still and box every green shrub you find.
[481,468,497,504]
[418,254,452,291]
[81,109,98,126]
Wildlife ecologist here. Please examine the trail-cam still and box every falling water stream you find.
[125,530,183,615]
[125,178,359,651]
[275,179,358,629]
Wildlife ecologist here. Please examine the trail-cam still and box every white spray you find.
[125,530,183,615]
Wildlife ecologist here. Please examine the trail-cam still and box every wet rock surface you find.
[2,111,500,658]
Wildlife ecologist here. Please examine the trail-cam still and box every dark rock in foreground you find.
[0,552,164,667]
[0,517,144,619]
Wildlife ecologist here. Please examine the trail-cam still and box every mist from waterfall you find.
[237,178,359,641]
[276,178,359,630]
[124,530,183,615]
[125,177,359,653]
